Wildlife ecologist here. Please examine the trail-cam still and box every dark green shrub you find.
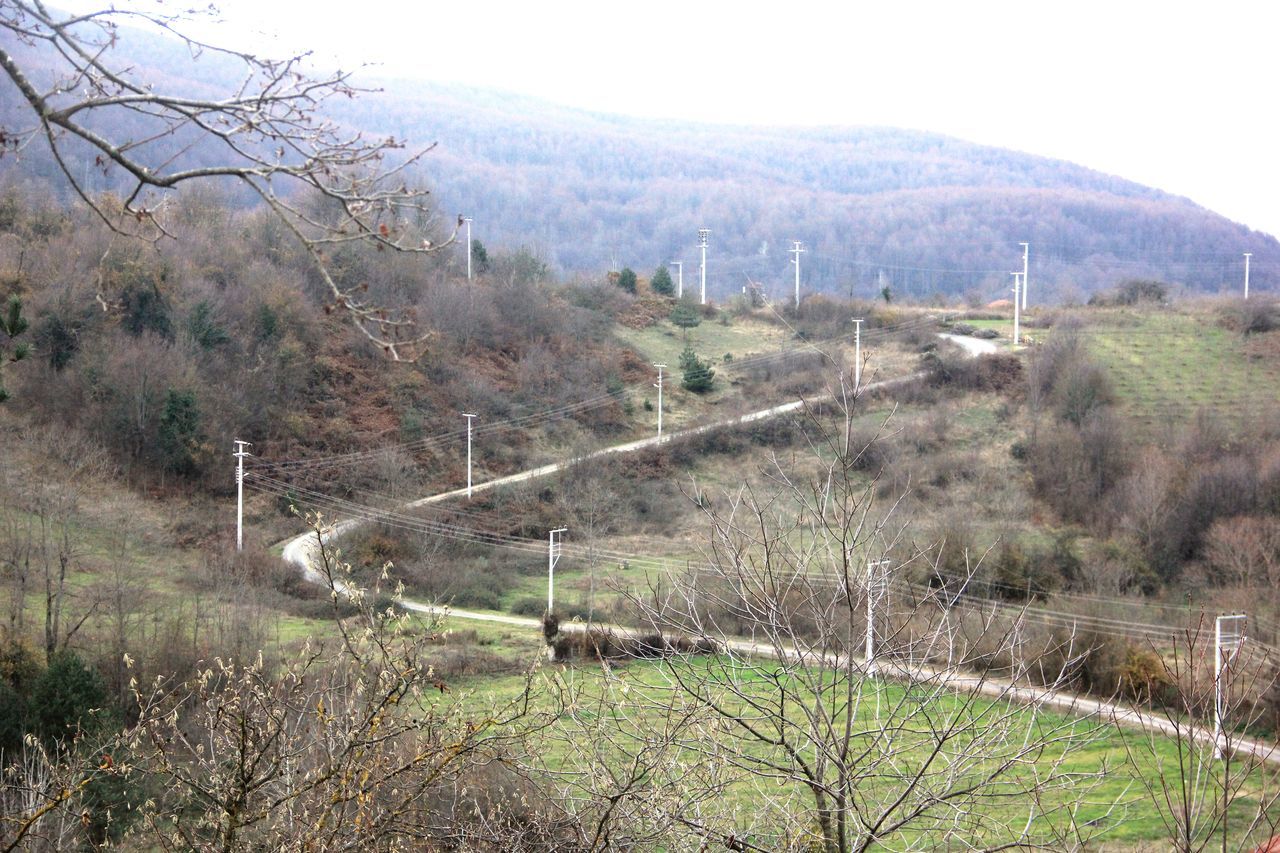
[510,596,547,617]
[650,265,674,297]
[679,345,715,393]
[0,679,24,754]
[29,651,108,743]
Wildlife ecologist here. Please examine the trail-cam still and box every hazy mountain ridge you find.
[1,19,1276,301]
[352,80,1276,299]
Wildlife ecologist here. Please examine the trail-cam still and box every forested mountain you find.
[358,80,1278,302]
[2,20,1276,302]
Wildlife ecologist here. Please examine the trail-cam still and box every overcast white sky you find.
[101,0,1280,237]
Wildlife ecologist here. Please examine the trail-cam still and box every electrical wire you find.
[251,314,943,476]
[254,468,1202,647]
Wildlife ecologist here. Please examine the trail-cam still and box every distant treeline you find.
[1,27,1277,303]
[361,83,1279,302]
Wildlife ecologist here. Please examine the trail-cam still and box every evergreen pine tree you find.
[471,239,490,274]
[651,265,675,297]
[669,301,701,340]
[617,267,637,294]
[157,388,202,476]
[30,651,107,742]
[679,345,715,393]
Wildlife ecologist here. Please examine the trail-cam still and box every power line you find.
[253,469,1208,648]
[252,315,943,475]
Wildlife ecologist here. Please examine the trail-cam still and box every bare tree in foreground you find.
[0,2,457,358]
[1119,616,1280,852]
[1,511,564,851]
[615,378,1119,850]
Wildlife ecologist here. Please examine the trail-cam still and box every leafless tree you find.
[0,510,565,851]
[609,377,1116,850]
[561,456,621,625]
[88,528,146,712]
[1118,616,1280,852]
[1204,515,1280,596]
[0,2,459,359]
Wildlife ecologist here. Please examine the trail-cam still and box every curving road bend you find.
[278,332,1278,766]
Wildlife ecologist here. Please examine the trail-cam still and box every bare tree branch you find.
[0,1,458,359]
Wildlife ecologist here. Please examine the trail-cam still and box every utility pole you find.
[1019,241,1030,310]
[547,527,568,614]
[462,413,477,498]
[463,217,473,281]
[653,363,666,437]
[670,261,683,299]
[1214,614,1246,759]
[852,318,864,390]
[790,240,806,308]
[233,439,252,551]
[698,228,710,305]
[1244,252,1252,300]
[1011,272,1021,345]
[866,559,892,674]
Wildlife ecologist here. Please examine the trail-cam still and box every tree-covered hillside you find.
[2,20,1277,303]
[357,81,1280,301]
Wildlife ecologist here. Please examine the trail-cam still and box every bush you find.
[29,651,108,742]
[551,630,719,662]
[1052,358,1113,426]
[927,351,1022,393]
[1222,296,1280,335]
[1027,411,1131,527]
[1116,646,1175,704]
[613,633,718,659]
[1089,278,1169,306]
[650,265,675,297]
[679,345,715,393]
[510,596,546,617]
[430,646,520,678]
[450,584,503,611]
[552,629,616,662]
[987,541,1058,601]
[0,679,24,754]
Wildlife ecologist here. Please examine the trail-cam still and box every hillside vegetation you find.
[354,82,1280,301]
[3,175,1280,847]
[3,13,1280,846]
[2,26,1277,303]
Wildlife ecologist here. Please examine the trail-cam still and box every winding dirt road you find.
[278,333,1278,765]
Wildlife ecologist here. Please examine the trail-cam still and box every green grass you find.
[612,314,803,429]
[614,313,792,375]
[0,502,339,662]
[1069,310,1280,435]
[443,655,1280,849]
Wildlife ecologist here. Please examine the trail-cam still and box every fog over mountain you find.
[2,20,1275,303]
[355,79,1277,302]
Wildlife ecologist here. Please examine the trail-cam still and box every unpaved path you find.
[277,332,1277,766]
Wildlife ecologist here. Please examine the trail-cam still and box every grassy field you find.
[613,309,922,428]
[613,311,793,375]
[465,388,1033,623]
[0,416,338,670]
[1061,308,1280,436]
[446,655,1280,849]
